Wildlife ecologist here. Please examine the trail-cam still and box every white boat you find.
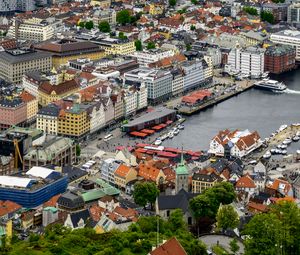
[281,144,287,149]
[297,150,300,154]
[283,138,292,145]
[292,136,300,142]
[168,132,174,139]
[154,139,162,146]
[270,149,276,154]
[178,124,184,130]
[261,72,269,79]
[279,124,288,132]
[254,79,287,92]
[160,134,168,141]
[173,128,179,135]
[281,150,287,155]
[263,151,271,159]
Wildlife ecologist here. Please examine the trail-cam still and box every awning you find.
[152,125,164,130]
[141,129,155,134]
[130,131,148,137]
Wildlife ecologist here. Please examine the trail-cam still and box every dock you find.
[177,81,255,116]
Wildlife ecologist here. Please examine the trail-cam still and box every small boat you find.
[281,150,287,155]
[270,149,276,154]
[297,150,300,154]
[296,131,300,137]
[168,132,174,139]
[277,144,282,149]
[292,136,300,142]
[281,144,287,149]
[275,149,281,154]
[279,125,288,132]
[160,134,168,141]
[173,128,179,135]
[263,151,271,159]
[178,124,184,130]
[154,139,162,146]
[283,138,292,145]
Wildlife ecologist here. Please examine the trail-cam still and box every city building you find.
[93,9,116,25]
[23,71,50,98]
[149,3,164,16]
[38,79,80,106]
[192,172,221,193]
[262,3,288,23]
[0,0,35,15]
[240,31,268,46]
[96,38,136,56]
[171,68,184,96]
[225,46,265,78]
[287,3,300,24]
[181,60,206,92]
[264,45,296,74]
[22,135,76,170]
[7,18,54,42]
[20,91,38,123]
[0,156,15,176]
[270,30,300,61]
[0,98,27,130]
[100,159,121,185]
[0,48,52,84]
[42,207,58,227]
[90,0,111,8]
[235,175,256,193]
[114,164,137,189]
[36,104,60,135]
[209,129,262,158]
[35,39,105,68]
[124,68,173,104]
[150,237,188,255]
[0,166,68,208]
[132,49,175,67]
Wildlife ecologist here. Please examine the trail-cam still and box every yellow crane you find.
[13,139,23,170]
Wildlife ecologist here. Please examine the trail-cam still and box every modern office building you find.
[288,3,300,24]
[181,60,206,92]
[132,49,175,67]
[0,0,35,15]
[270,30,300,61]
[0,48,52,84]
[0,166,68,208]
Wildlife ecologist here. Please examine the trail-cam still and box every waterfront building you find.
[270,30,300,61]
[175,152,189,193]
[181,60,206,92]
[132,49,175,67]
[225,46,265,78]
[171,68,184,96]
[264,45,296,74]
[96,38,136,56]
[0,48,52,84]
[35,39,105,69]
[23,135,76,171]
[7,18,54,42]
[93,9,116,25]
[0,166,67,208]
[209,129,262,158]
[0,98,27,130]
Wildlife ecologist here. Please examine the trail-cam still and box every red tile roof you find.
[39,79,79,95]
[90,204,105,222]
[20,91,36,102]
[43,194,61,208]
[138,162,162,182]
[248,201,268,213]
[236,175,256,189]
[0,200,22,217]
[150,237,187,255]
[114,164,132,178]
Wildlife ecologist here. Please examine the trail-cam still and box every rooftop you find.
[0,48,51,64]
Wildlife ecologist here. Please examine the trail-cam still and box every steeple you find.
[175,146,189,193]
[175,146,188,175]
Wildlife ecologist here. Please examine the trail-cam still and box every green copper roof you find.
[43,207,58,213]
[176,151,188,175]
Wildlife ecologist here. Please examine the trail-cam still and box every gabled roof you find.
[236,175,256,189]
[150,237,187,255]
[69,209,90,228]
[114,164,132,178]
[0,200,22,217]
[39,79,79,95]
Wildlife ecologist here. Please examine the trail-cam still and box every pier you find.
[177,81,255,115]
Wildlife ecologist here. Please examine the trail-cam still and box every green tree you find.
[206,182,236,205]
[229,238,240,255]
[168,209,187,233]
[191,0,198,4]
[117,10,131,25]
[75,144,81,157]
[98,21,110,32]
[261,11,275,24]
[243,6,258,16]
[186,44,192,51]
[133,181,159,209]
[78,21,85,28]
[118,32,127,39]
[85,21,94,30]
[169,0,176,7]
[189,193,218,219]
[147,41,156,49]
[190,25,196,31]
[216,205,239,231]
[135,40,143,51]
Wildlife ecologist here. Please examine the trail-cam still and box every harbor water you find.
[163,69,300,151]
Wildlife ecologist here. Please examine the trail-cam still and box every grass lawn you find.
[212,244,230,255]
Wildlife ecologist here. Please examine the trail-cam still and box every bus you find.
[104,134,113,141]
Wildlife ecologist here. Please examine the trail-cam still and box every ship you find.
[254,79,287,92]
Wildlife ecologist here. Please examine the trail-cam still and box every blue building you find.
[0,166,68,208]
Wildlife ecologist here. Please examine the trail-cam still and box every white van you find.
[104,134,113,141]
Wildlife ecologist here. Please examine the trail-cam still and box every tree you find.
[190,25,196,31]
[261,11,275,24]
[169,0,176,7]
[216,205,239,231]
[135,40,143,51]
[117,10,131,25]
[206,182,236,205]
[243,6,258,16]
[168,209,187,233]
[133,181,159,209]
[230,238,240,255]
[85,21,94,30]
[186,44,192,51]
[191,0,198,4]
[76,144,81,157]
[98,21,110,33]
[189,193,218,219]
[147,41,156,49]
[78,21,85,28]
[118,32,127,40]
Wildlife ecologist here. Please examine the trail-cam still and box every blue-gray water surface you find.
[163,69,300,151]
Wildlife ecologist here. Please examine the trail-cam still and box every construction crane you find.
[13,139,23,171]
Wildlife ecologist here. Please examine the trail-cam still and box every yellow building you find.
[192,173,221,193]
[58,105,90,138]
[149,4,164,16]
[20,91,38,122]
[35,39,105,69]
[114,164,137,189]
[98,38,136,56]
[90,0,111,8]
[38,79,80,106]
